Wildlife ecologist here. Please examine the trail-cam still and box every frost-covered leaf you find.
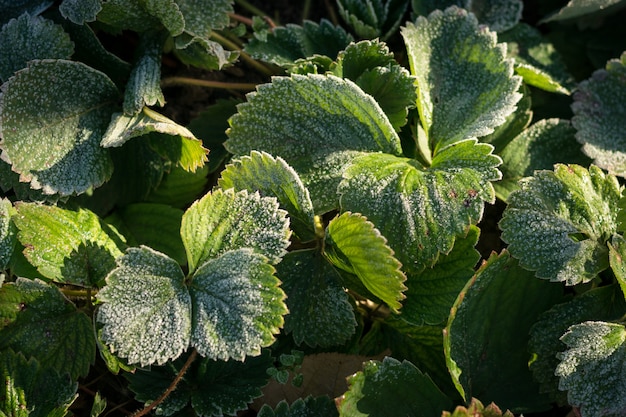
[245,19,353,68]
[337,0,410,41]
[96,246,192,367]
[13,203,124,286]
[225,74,402,214]
[0,59,118,195]
[411,0,523,32]
[325,212,406,311]
[555,321,626,417]
[500,164,622,285]
[146,164,209,209]
[609,234,626,298]
[172,33,238,71]
[0,198,15,271]
[176,0,233,38]
[401,7,522,153]
[337,357,452,417]
[499,24,574,94]
[218,151,315,241]
[339,140,500,272]
[444,251,563,411]
[188,249,286,361]
[0,13,74,82]
[401,225,480,326]
[0,350,77,417]
[542,0,626,22]
[529,284,626,403]
[59,0,101,24]
[0,278,95,379]
[572,52,626,178]
[0,0,53,26]
[277,249,357,347]
[97,0,184,35]
[258,396,339,417]
[181,188,290,273]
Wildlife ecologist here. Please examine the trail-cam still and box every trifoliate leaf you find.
[226,74,402,214]
[0,350,77,417]
[444,251,563,412]
[181,188,290,273]
[401,7,522,153]
[339,140,500,272]
[97,0,184,35]
[337,357,452,417]
[277,249,357,347]
[59,0,101,24]
[218,151,316,241]
[0,198,15,271]
[555,321,626,417]
[13,203,125,287]
[325,212,406,311]
[337,0,410,41]
[258,396,339,417]
[499,24,574,94]
[146,164,209,209]
[401,225,480,326]
[442,398,515,417]
[529,284,626,403]
[244,19,353,68]
[0,59,118,195]
[176,0,233,38]
[0,278,96,380]
[572,52,626,178]
[542,0,626,22]
[96,246,192,367]
[500,164,622,285]
[0,0,53,26]
[0,13,74,82]
[189,249,287,361]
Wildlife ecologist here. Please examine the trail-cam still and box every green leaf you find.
[338,141,500,272]
[258,396,339,417]
[277,249,357,347]
[500,164,622,285]
[181,188,290,274]
[218,151,316,241]
[172,33,238,70]
[555,321,626,417]
[244,19,353,68]
[401,6,522,153]
[0,199,16,271]
[0,1,53,26]
[542,0,626,22]
[13,203,124,287]
[337,357,452,417]
[96,246,192,366]
[337,0,410,41]
[97,0,184,35]
[467,0,523,32]
[0,13,74,82]
[59,0,101,24]
[225,74,402,214]
[480,83,532,152]
[0,278,96,380]
[325,212,406,311]
[90,392,107,417]
[189,249,287,361]
[175,0,233,38]
[609,235,626,298]
[146,164,209,209]
[442,398,515,417]
[444,251,564,412]
[0,350,77,417]
[0,59,118,195]
[401,225,480,326]
[572,52,626,178]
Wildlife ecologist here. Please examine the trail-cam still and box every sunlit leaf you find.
[59,0,101,24]
[609,234,626,298]
[188,249,287,361]
[556,321,626,417]
[96,246,192,367]
[500,164,622,285]
[172,33,238,70]
[226,74,402,214]
[181,188,290,273]
[258,396,339,417]
[542,0,626,22]
[442,398,515,417]
[337,0,410,40]
[0,59,118,195]
[401,6,522,153]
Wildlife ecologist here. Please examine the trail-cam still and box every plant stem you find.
[61,288,95,298]
[324,0,340,26]
[161,76,257,91]
[132,349,198,417]
[210,31,275,77]
[234,0,267,18]
[302,0,312,22]
[229,12,253,26]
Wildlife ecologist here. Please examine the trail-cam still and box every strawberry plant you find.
[1,0,626,416]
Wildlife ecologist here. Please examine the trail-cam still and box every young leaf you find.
[555,321,626,417]
[218,151,316,241]
[0,13,74,82]
[181,188,290,273]
[258,396,339,417]
[337,0,410,41]
[0,198,16,271]
[442,398,514,417]
[572,52,626,177]
[337,357,452,417]
[338,140,500,272]
[325,212,406,311]
[499,164,622,285]
[0,59,118,195]
[277,249,357,347]
[13,203,124,287]
[444,251,564,412]
[401,6,522,153]
[225,73,403,214]
[96,246,192,367]
[59,0,101,24]
[188,249,287,361]
[0,278,96,379]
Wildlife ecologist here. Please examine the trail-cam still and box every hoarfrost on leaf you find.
[542,0,626,22]
[0,198,15,270]
[59,0,101,24]
[336,0,410,41]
